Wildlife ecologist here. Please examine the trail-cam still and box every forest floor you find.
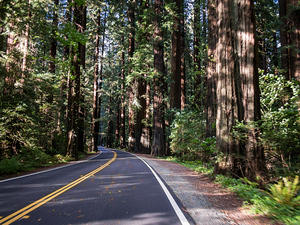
[137,153,281,225]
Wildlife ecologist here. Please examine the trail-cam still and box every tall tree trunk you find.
[3,22,18,95]
[170,0,184,110]
[98,10,107,147]
[193,0,204,110]
[127,0,136,151]
[49,0,59,150]
[107,95,114,148]
[115,101,120,146]
[119,39,126,148]
[135,76,146,152]
[237,0,265,179]
[140,81,151,153]
[206,0,216,137]
[215,0,238,175]
[151,0,166,156]
[215,0,265,179]
[21,0,31,84]
[134,0,150,153]
[78,5,87,154]
[279,0,300,81]
[67,1,83,160]
[92,12,101,152]
[49,0,58,74]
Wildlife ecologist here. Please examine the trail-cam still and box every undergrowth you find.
[0,150,90,177]
[164,156,300,225]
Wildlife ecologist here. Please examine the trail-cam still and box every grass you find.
[162,156,300,225]
[0,150,97,178]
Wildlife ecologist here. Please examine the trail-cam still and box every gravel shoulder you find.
[137,154,277,225]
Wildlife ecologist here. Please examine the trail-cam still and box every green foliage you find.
[166,155,300,225]
[216,174,300,225]
[268,176,300,207]
[170,110,216,161]
[252,176,300,225]
[260,72,300,146]
[0,157,22,175]
[215,175,263,204]
[259,72,300,174]
[164,156,214,175]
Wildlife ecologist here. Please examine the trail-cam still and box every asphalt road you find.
[0,148,191,225]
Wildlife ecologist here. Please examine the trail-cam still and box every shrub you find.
[169,110,216,161]
[259,72,300,175]
[252,176,300,225]
[0,157,21,175]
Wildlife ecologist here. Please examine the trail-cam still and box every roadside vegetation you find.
[168,72,300,225]
[0,151,94,178]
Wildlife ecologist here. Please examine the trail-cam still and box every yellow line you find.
[0,151,117,225]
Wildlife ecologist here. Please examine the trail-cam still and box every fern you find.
[268,176,300,207]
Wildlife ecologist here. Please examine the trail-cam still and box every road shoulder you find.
[137,154,276,225]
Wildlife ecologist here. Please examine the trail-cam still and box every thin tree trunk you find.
[115,101,120,146]
[170,0,184,110]
[78,5,87,154]
[279,0,300,81]
[67,1,83,160]
[120,39,126,148]
[3,22,17,95]
[92,12,101,152]
[151,0,166,156]
[98,10,107,146]
[127,0,136,151]
[193,0,204,110]
[21,0,31,84]
[206,0,216,137]
[49,0,58,74]
[134,0,150,153]
[140,81,151,153]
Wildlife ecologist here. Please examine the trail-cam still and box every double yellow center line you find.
[0,151,117,225]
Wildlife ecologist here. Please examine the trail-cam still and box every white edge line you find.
[133,153,190,225]
[0,151,102,183]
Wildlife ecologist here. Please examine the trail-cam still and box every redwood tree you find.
[279,0,300,81]
[127,0,136,151]
[151,0,166,156]
[215,0,265,179]
[206,0,216,138]
[170,0,185,110]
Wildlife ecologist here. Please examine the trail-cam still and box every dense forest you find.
[0,0,299,221]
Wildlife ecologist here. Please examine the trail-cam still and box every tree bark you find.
[170,0,184,110]
[127,0,136,151]
[279,0,300,81]
[151,0,166,156]
[206,0,216,137]
[49,0,59,74]
[98,10,107,147]
[140,81,151,153]
[67,1,84,160]
[21,0,31,83]
[120,38,126,148]
[77,5,87,154]
[92,12,101,152]
[215,0,265,179]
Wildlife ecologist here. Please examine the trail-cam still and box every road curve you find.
[0,148,192,225]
